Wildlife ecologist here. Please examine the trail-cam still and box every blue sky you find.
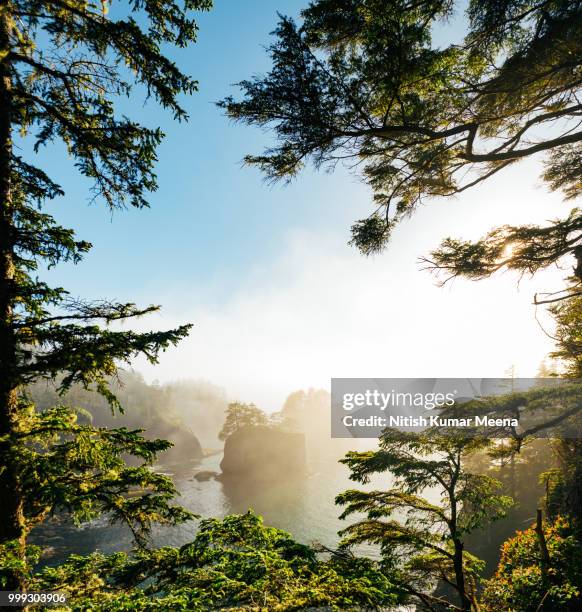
[40,1,341,302]
[33,2,567,410]
[38,0,468,303]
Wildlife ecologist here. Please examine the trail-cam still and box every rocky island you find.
[220,425,306,481]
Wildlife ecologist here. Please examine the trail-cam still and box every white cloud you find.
[134,166,565,411]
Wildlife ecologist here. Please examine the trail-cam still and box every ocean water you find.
[34,452,391,562]
[158,453,391,555]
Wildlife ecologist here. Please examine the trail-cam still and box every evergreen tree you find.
[22,512,402,610]
[546,294,582,528]
[550,294,582,377]
[218,401,269,441]
[337,429,512,611]
[222,2,582,596]
[220,0,581,300]
[0,0,211,591]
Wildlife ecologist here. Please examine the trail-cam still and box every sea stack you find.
[220,425,306,481]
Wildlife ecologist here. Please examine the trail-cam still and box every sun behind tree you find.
[220,0,581,302]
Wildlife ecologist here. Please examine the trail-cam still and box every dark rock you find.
[160,425,203,464]
[220,426,306,481]
[194,470,218,481]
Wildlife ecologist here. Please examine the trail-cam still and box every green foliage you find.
[543,270,582,529]
[350,215,395,257]
[544,440,582,531]
[0,0,211,590]
[441,381,582,531]
[459,439,562,581]
[445,381,582,442]
[0,541,41,590]
[9,0,212,208]
[482,516,582,611]
[27,372,204,463]
[0,399,196,588]
[422,210,582,287]
[337,429,512,610]
[218,2,582,607]
[220,0,582,298]
[550,293,582,377]
[219,402,269,441]
[26,512,401,611]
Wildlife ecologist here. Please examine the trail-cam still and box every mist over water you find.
[30,373,550,612]
[28,375,393,563]
[34,453,387,564]
[31,373,542,582]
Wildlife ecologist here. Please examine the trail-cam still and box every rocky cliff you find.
[220,426,306,481]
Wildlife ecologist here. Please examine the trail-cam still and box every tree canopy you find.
[550,294,582,376]
[11,511,402,611]
[218,402,269,441]
[337,429,512,611]
[482,515,582,611]
[221,0,582,300]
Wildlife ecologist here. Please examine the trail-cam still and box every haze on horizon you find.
[128,156,566,412]
[34,2,570,413]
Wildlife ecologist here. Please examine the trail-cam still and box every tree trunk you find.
[535,508,551,578]
[452,537,472,612]
[449,478,472,611]
[0,2,26,593]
